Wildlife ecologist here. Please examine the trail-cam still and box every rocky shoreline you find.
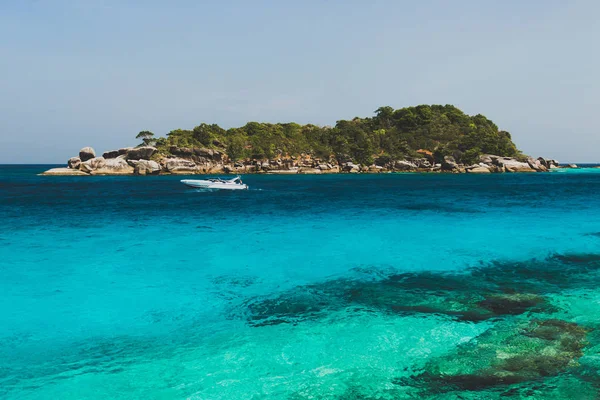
[41,146,571,176]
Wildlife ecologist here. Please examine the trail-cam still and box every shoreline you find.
[40,146,577,176]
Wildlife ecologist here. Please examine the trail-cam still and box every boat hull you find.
[181,179,248,190]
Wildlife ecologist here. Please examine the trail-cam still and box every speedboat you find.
[181,176,248,190]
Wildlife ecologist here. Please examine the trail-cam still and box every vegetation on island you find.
[137,105,523,165]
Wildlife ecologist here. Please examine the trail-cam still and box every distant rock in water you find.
[41,167,88,176]
[78,147,96,162]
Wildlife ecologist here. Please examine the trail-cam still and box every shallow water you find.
[2,165,600,399]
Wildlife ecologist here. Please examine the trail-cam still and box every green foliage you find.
[150,105,522,164]
[135,130,155,146]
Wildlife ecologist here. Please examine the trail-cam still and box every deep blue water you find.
[2,165,600,399]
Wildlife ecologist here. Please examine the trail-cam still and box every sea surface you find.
[2,165,600,399]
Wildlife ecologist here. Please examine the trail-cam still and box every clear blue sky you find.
[1,0,598,163]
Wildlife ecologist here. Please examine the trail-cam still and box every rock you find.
[164,158,197,173]
[405,318,589,392]
[466,166,491,173]
[126,146,157,160]
[527,157,548,172]
[495,157,536,172]
[368,165,383,172]
[134,160,161,175]
[84,157,134,175]
[41,167,88,176]
[79,157,106,173]
[79,147,96,162]
[442,156,459,171]
[118,147,133,155]
[568,164,579,169]
[67,157,81,169]
[298,167,322,174]
[342,162,360,173]
[318,164,330,170]
[393,160,418,171]
[538,157,560,169]
[414,158,432,168]
[102,150,120,159]
[479,154,496,164]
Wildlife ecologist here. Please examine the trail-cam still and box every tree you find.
[226,134,247,161]
[136,131,155,146]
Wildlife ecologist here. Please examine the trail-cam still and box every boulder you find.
[118,147,133,155]
[538,157,560,169]
[342,162,360,173]
[527,157,548,172]
[393,160,418,171]
[79,157,106,173]
[479,154,496,164]
[134,160,161,175]
[413,158,432,168]
[494,157,536,172]
[67,157,81,169]
[441,156,459,171]
[466,166,491,173]
[568,164,579,169]
[41,167,88,176]
[164,158,197,173]
[127,146,157,160]
[368,165,384,172]
[80,157,133,175]
[318,164,330,170]
[79,147,96,162]
[102,150,120,159]
[93,158,134,175]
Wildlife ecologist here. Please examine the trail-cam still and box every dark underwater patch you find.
[397,319,590,394]
[242,252,600,326]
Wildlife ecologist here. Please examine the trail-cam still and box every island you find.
[42,104,565,176]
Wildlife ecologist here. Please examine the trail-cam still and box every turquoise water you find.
[2,165,600,399]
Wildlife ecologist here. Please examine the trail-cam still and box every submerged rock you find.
[243,252,600,327]
[400,319,589,393]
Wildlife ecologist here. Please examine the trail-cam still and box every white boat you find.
[181,176,248,190]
